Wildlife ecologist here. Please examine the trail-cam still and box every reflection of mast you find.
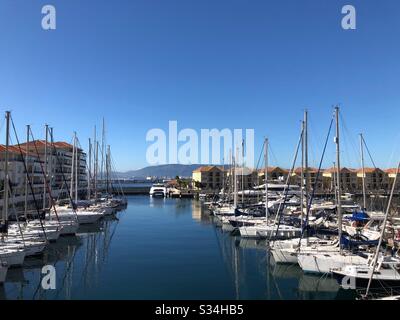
[266,252,271,299]
[40,237,80,299]
[212,226,242,298]
[233,239,239,300]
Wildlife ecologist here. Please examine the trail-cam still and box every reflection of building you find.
[191,201,202,221]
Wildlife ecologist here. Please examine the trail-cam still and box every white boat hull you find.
[0,250,25,267]
[271,248,298,264]
[298,252,368,274]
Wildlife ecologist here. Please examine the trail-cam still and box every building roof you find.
[385,168,399,174]
[16,140,79,151]
[0,145,25,154]
[293,167,319,174]
[53,141,76,149]
[323,167,354,174]
[355,167,384,174]
[232,167,256,176]
[193,166,222,173]
[257,166,289,174]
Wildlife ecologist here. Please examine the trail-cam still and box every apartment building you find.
[192,166,400,193]
[322,167,358,192]
[192,166,224,191]
[225,167,258,190]
[356,168,389,191]
[192,166,258,191]
[0,140,87,212]
[257,167,289,183]
[0,145,44,211]
[290,167,323,191]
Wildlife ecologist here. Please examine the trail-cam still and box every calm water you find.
[1,196,356,300]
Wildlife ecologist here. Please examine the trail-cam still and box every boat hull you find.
[0,250,25,267]
[271,248,298,264]
[298,253,367,274]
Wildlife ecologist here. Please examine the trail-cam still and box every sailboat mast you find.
[70,133,76,204]
[335,106,343,253]
[229,149,232,202]
[222,156,225,197]
[49,127,53,198]
[264,138,269,223]
[96,141,99,198]
[300,120,305,229]
[241,139,244,205]
[304,110,309,222]
[43,124,48,210]
[3,111,10,225]
[360,133,367,210]
[88,138,91,200]
[93,126,97,200]
[333,162,337,204]
[75,135,78,203]
[365,156,400,297]
[101,118,105,185]
[234,147,238,209]
[24,124,30,219]
[106,145,110,194]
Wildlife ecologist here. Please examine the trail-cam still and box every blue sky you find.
[0,0,399,171]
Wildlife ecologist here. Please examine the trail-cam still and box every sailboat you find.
[332,160,400,291]
[297,107,370,274]
[52,132,103,224]
[4,113,49,257]
[213,149,239,217]
[0,112,26,277]
[270,110,341,263]
[239,132,303,239]
[341,134,389,244]
[14,124,69,241]
[332,253,400,288]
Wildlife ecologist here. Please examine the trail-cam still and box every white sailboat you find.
[296,107,372,274]
[334,160,400,294]
[271,238,339,264]
[298,251,368,274]
[332,254,400,287]
[58,132,103,225]
[239,132,303,240]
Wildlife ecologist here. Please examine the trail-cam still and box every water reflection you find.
[194,200,349,300]
[2,212,123,300]
[149,196,167,208]
[0,197,362,299]
[192,200,212,224]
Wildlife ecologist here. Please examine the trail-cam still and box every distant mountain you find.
[114,164,207,179]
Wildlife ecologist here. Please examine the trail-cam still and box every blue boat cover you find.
[346,211,370,221]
